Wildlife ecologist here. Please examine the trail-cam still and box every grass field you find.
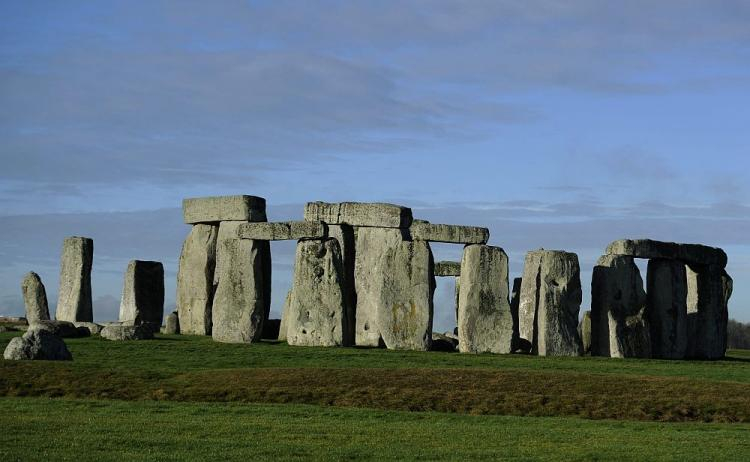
[2,331,750,460]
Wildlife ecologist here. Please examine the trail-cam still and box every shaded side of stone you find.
[517,251,544,353]
[176,224,218,335]
[686,265,732,359]
[55,236,94,322]
[510,277,522,352]
[646,259,688,359]
[3,327,72,360]
[163,311,180,334]
[327,224,356,346]
[536,251,583,357]
[183,195,267,224]
[119,260,165,329]
[22,272,49,323]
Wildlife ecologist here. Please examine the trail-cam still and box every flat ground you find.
[2,331,749,460]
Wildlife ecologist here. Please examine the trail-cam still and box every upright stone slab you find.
[287,239,351,347]
[278,289,292,342]
[183,195,267,224]
[118,260,165,330]
[457,245,513,354]
[646,259,688,359]
[686,265,732,359]
[409,221,489,244]
[176,224,218,335]
[590,255,651,358]
[305,202,412,228]
[354,227,434,350]
[327,224,356,344]
[518,250,582,356]
[163,311,180,335]
[579,311,592,355]
[55,237,93,322]
[21,272,50,323]
[212,235,267,344]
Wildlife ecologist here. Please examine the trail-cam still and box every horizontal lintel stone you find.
[606,239,727,268]
[410,221,489,244]
[304,202,412,228]
[238,221,327,241]
[183,195,267,224]
[435,261,461,277]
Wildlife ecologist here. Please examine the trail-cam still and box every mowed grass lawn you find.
[2,331,750,460]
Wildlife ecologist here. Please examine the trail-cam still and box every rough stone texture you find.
[304,202,412,228]
[579,311,592,355]
[183,195,267,224]
[21,272,50,323]
[56,236,94,322]
[30,320,85,338]
[163,311,180,335]
[590,255,651,358]
[118,260,164,329]
[510,277,523,352]
[518,250,583,357]
[287,239,351,347]
[101,324,154,341]
[646,259,688,359]
[686,265,732,359]
[326,224,356,341]
[354,227,434,350]
[176,224,218,336]
[457,245,513,354]
[431,332,458,352]
[3,327,72,360]
[73,322,103,336]
[212,233,268,344]
[262,319,280,340]
[606,239,727,268]
[435,261,461,277]
[278,290,292,342]
[238,221,327,241]
[409,221,489,244]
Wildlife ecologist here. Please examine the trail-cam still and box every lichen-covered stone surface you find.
[686,265,732,359]
[3,327,72,361]
[183,195,267,224]
[238,221,327,241]
[457,245,512,354]
[354,227,433,350]
[176,224,218,336]
[21,271,49,323]
[56,236,93,322]
[100,324,154,341]
[409,221,489,244]
[118,260,164,328]
[304,202,412,228]
[287,239,351,347]
[646,259,688,359]
[606,239,727,268]
[434,261,461,277]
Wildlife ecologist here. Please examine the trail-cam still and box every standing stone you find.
[578,311,592,355]
[21,272,50,323]
[327,224,356,344]
[457,245,513,354]
[590,255,651,358]
[278,289,292,342]
[212,235,267,344]
[118,260,164,331]
[646,259,688,359]
[55,237,94,322]
[454,276,460,322]
[287,239,351,347]
[176,224,218,335]
[354,227,434,350]
[510,277,522,352]
[518,250,582,356]
[163,311,180,335]
[686,265,732,359]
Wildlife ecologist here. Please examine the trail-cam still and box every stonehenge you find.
[118,260,164,332]
[56,236,94,322]
[4,327,72,361]
[21,272,50,323]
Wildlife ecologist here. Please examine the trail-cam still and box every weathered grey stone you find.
[176,224,218,335]
[183,195,267,224]
[163,311,180,335]
[73,322,104,336]
[304,202,412,228]
[457,245,512,354]
[354,227,434,350]
[21,272,49,323]
[435,261,461,277]
[101,324,154,341]
[579,311,592,355]
[287,239,351,347]
[278,289,292,342]
[238,221,327,241]
[326,224,356,342]
[606,239,727,268]
[510,277,523,352]
[518,250,582,356]
[118,260,164,329]
[410,221,489,244]
[30,320,85,338]
[262,319,280,340]
[454,276,460,321]
[56,236,93,322]
[212,233,268,344]
[590,255,651,358]
[686,265,732,359]
[3,328,72,360]
[646,259,688,359]
[431,332,458,352]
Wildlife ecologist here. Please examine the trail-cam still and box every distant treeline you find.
[728,319,750,350]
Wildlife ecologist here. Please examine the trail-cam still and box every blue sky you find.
[1,1,749,331]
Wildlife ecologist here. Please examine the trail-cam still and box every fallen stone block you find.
[686,265,732,359]
[431,332,458,352]
[3,327,72,360]
[73,322,104,336]
[410,221,489,244]
[183,195,267,224]
[304,202,412,228]
[434,261,461,277]
[606,239,727,268]
[21,272,50,323]
[162,311,180,335]
[30,320,86,338]
[238,221,327,241]
[101,324,154,341]
[119,260,164,329]
[457,245,513,354]
[56,236,94,322]
[646,259,688,359]
[176,224,218,335]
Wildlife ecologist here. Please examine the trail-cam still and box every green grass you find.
[2,397,749,461]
